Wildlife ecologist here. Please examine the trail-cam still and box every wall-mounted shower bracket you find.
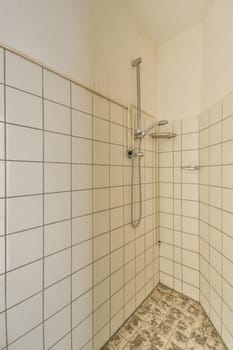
[127,148,144,159]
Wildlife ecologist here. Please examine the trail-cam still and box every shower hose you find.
[131,138,142,228]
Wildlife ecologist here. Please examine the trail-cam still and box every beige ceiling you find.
[125,0,212,45]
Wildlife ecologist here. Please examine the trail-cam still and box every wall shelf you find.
[150,132,176,139]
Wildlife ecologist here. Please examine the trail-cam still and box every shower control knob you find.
[127,149,133,158]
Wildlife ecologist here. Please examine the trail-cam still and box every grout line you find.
[42,66,45,350]
[122,107,126,323]
[181,120,184,294]
[70,81,73,350]
[198,115,201,303]
[91,92,94,350]
[207,111,211,317]
[220,100,224,336]
[3,47,9,350]
[3,207,157,240]
[108,101,111,338]
[172,120,175,290]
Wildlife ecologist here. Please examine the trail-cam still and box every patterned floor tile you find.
[103,334,127,350]
[101,284,227,350]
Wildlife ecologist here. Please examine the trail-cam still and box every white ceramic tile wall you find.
[0,47,159,350]
[199,95,233,349]
[158,117,200,301]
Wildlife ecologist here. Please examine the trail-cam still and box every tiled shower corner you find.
[0,42,233,350]
[157,95,233,348]
[158,116,200,300]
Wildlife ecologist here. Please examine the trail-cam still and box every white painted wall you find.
[155,24,203,120]
[0,0,94,88]
[0,0,158,115]
[155,0,233,117]
[202,0,233,109]
[92,0,158,115]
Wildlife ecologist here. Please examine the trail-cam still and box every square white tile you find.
[93,117,109,143]
[0,122,5,160]
[93,232,109,261]
[7,227,43,271]
[44,220,71,256]
[72,289,92,328]
[0,313,6,348]
[93,95,109,120]
[48,334,71,350]
[44,192,71,225]
[0,48,4,84]
[0,274,5,313]
[0,85,5,121]
[72,240,92,272]
[73,315,93,350]
[44,305,71,349]
[7,161,43,196]
[93,165,109,188]
[7,124,43,161]
[72,214,92,245]
[0,161,5,197]
[110,103,123,125]
[7,325,43,350]
[7,260,42,308]
[110,166,123,187]
[93,211,109,237]
[72,109,92,139]
[93,301,110,334]
[44,70,70,106]
[93,188,109,212]
[72,164,92,190]
[72,265,92,300]
[44,249,71,288]
[72,137,92,164]
[44,100,70,134]
[110,144,123,165]
[94,278,109,310]
[7,195,43,233]
[72,190,92,217]
[0,236,5,274]
[6,87,42,128]
[44,132,70,163]
[93,141,109,165]
[44,278,71,320]
[7,293,43,343]
[71,83,92,114]
[44,163,70,193]
[93,255,110,285]
[6,51,42,96]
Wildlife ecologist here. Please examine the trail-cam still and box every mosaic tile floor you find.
[102,284,227,350]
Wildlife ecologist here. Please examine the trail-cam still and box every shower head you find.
[135,119,168,139]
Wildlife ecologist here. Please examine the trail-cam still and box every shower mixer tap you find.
[127,149,144,159]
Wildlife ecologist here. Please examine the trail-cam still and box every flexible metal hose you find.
[131,139,142,228]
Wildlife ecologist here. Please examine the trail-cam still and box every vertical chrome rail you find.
[131,57,142,135]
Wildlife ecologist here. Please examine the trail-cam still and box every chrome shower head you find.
[135,119,168,139]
